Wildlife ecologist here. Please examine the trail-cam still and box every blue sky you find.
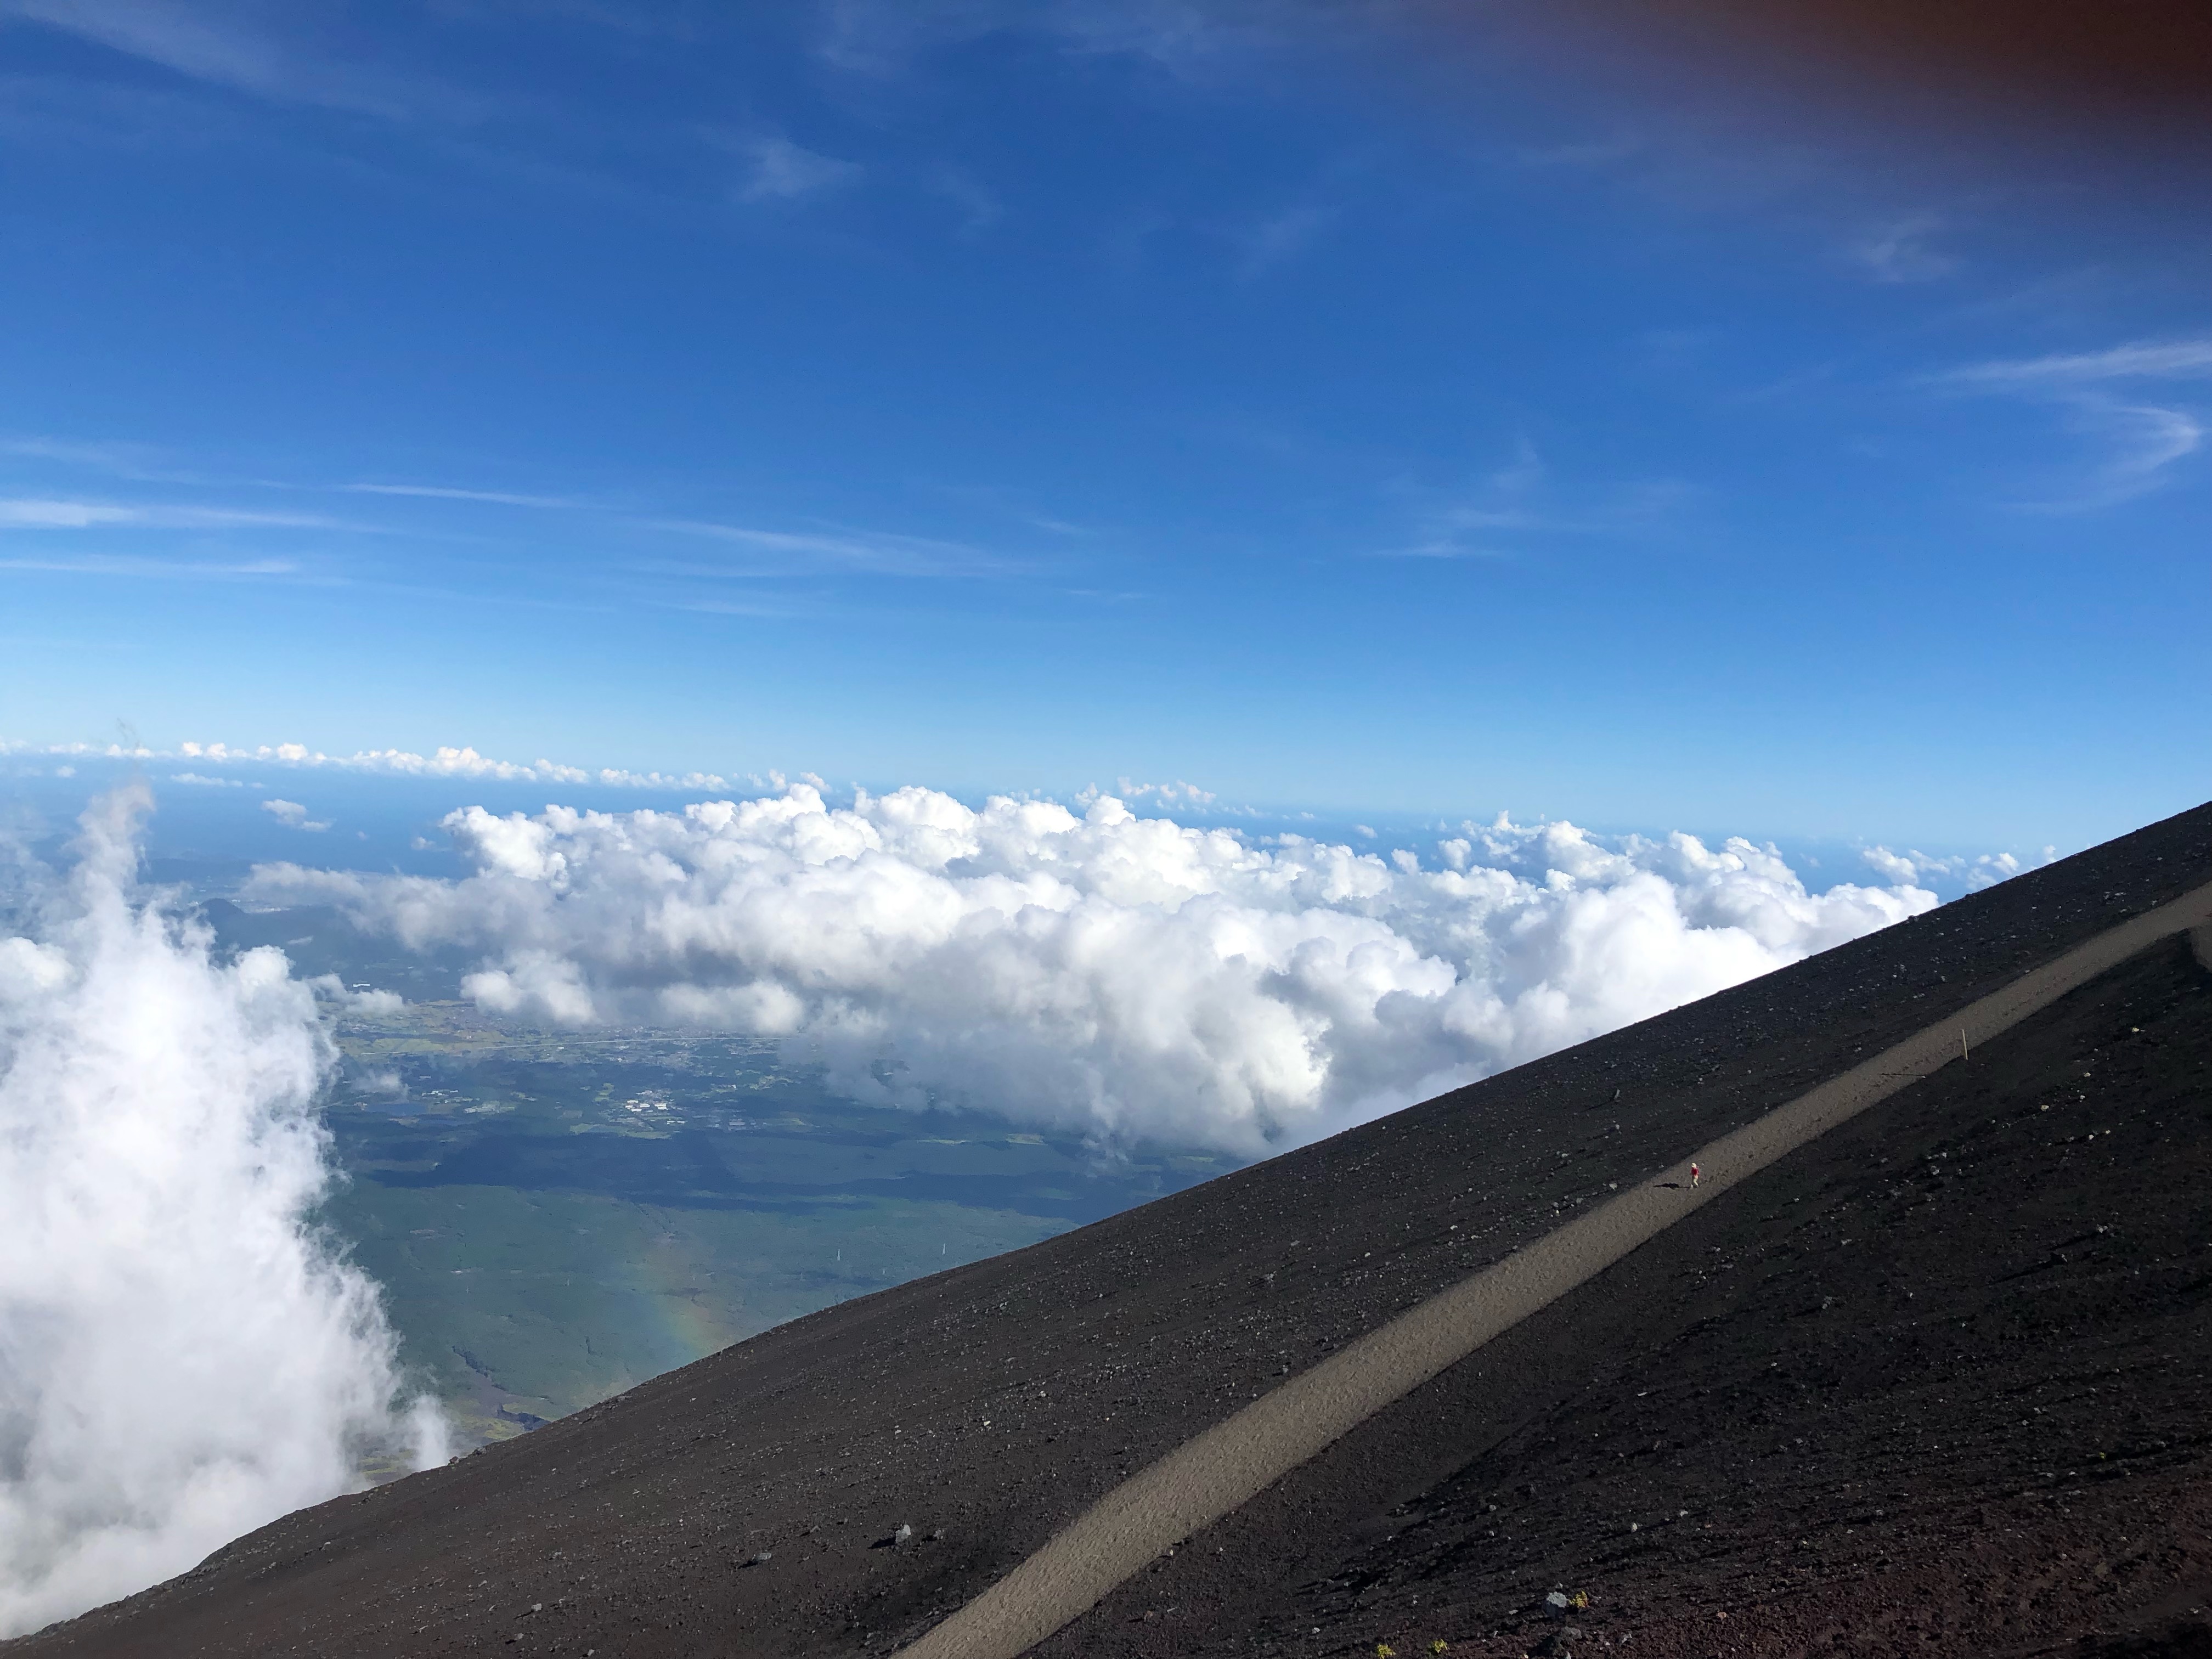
[0,2,2205,854]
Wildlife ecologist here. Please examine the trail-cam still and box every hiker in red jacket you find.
[1690,1162,1702,1188]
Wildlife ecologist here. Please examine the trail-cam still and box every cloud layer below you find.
[0,788,444,1637]
[257,785,1940,1156]
[3,736,738,793]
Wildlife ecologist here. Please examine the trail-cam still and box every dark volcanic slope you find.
[1051,896,2212,1659]
[15,802,2212,1659]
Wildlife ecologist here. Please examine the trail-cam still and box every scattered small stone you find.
[894,1523,913,1546]
[748,1551,774,1566]
[1546,1591,1571,1616]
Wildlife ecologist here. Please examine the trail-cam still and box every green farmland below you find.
[209,901,1226,1447]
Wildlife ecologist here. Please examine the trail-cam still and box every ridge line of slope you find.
[897,874,2212,1659]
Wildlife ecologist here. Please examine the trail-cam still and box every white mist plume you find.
[0,786,444,1638]
[255,785,1937,1157]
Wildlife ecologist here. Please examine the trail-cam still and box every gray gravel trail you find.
[898,877,2212,1659]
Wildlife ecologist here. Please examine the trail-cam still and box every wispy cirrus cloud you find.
[0,1,294,97]
[1933,334,2212,506]
[654,518,1022,577]
[2066,399,2205,496]
[0,436,191,481]
[924,163,1002,235]
[0,497,338,531]
[1232,202,1335,278]
[1513,135,1645,170]
[0,443,1046,599]
[0,0,486,122]
[0,494,342,578]
[338,483,583,509]
[928,482,1099,537]
[1936,336,2212,388]
[676,595,812,620]
[0,554,303,580]
[1369,443,1692,558]
[1370,440,1548,558]
[735,134,861,202]
[1849,213,1958,285]
[813,0,1308,81]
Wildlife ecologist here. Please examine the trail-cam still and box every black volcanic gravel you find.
[9,800,2210,1659]
[1055,919,2212,1659]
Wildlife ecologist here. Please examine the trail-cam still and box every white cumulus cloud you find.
[0,787,444,1636]
[259,798,331,832]
[195,740,593,786]
[307,974,404,1018]
[252,785,1940,1158]
[11,736,735,793]
[1861,843,2051,891]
